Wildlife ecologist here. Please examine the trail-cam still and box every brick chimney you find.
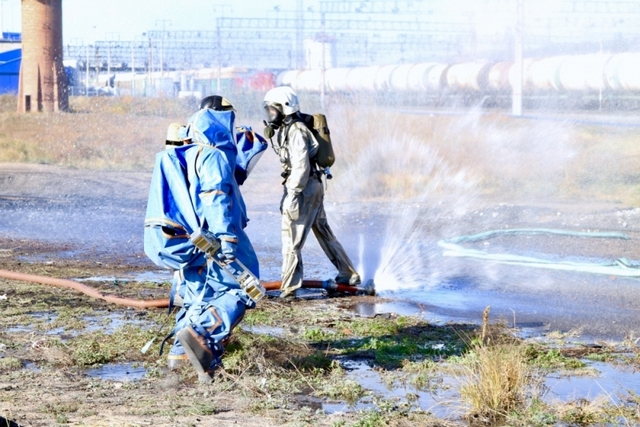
[17,0,68,113]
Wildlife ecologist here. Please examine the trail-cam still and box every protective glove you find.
[284,192,300,221]
[218,240,237,263]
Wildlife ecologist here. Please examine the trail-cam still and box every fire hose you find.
[0,269,375,310]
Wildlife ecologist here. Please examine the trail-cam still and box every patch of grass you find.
[68,324,155,366]
[556,397,610,426]
[506,398,557,426]
[0,357,22,371]
[525,345,587,370]
[400,359,437,391]
[350,410,386,427]
[325,323,472,368]
[320,378,366,404]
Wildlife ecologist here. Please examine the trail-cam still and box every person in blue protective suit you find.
[144,95,261,383]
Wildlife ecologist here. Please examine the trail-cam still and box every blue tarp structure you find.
[0,48,20,95]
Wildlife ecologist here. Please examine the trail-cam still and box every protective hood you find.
[235,126,268,185]
[186,109,238,169]
[144,148,205,270]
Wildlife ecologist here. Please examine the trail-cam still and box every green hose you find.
[437,228,640,277]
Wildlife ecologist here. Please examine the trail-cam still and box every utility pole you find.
[105,32,120,78]
[512,0,523,117]
[296,0,304,69]
[320,12,326,110]
[85,44,90,95]
[131,41,135,96]
[217,23,221,91]
[155,19,171,80]
[212,5,231,92]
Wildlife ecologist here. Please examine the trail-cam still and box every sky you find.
[0,0,316,44]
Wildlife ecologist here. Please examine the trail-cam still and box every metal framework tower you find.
[18,0,68,112]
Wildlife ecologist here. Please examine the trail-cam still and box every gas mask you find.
[263,104,284,129]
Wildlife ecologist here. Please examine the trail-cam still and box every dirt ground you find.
[3,162,640,426]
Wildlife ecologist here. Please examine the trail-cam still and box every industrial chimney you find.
[17,0,68,113]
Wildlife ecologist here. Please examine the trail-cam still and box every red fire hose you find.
[0,269,374,309]
[0,268,170,309]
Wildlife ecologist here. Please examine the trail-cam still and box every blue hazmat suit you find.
[144,109,259,371]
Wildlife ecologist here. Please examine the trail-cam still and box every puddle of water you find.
[6,312,59,334]
[544,361,640,403]
[323,360,461,418]
[133,271,172,283]
[6,312,152,336]
[25,362,40,372]
[323,359,640,416]
[241,325,288,337]
[354,301,424,318]
[75,271,172,284]
[86,362,146,381]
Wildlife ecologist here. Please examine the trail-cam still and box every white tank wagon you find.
[373,64,399,92]
[604,52,640,92]
[508,58,535,92]
[389,64,417,91]
[292,69,323,92]
[425,64,449,92]
[325,67,351,92]
[558,54,611,92]
[406,62,441,91]
[527,56,568,91]
[345,66,382,92]
[275,69,302,87]
[445,62,493,92]
[487,62,512,92]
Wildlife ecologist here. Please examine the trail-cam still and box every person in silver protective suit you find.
[146,96,260,382]
[262,86,360,299]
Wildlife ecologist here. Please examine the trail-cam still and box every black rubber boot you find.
[176,326,215,383]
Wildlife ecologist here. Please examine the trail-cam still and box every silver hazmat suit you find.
[275,118,359,297]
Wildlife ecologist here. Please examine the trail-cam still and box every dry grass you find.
[2,93,640,204]
[327,102,640,205]
[456,343,532,423]
[452,308,533,424]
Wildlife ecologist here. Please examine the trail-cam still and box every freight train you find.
[68,51,640,109]
[277,52,640,94]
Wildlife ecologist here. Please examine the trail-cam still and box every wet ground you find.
[4,161,640,426]
[2,162,640,342]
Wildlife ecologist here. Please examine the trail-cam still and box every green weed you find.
[525,345,587,370]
